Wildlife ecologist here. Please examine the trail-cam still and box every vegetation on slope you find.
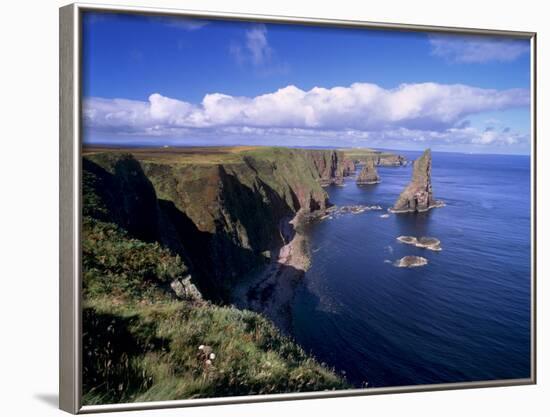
[81,147,350,405]
[82,217,348,404]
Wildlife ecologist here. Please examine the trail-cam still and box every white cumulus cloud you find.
[84,82,529,136]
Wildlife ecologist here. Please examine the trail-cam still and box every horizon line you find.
[81,142,531,157]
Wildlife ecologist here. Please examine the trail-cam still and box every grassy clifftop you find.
[341,148,406,166]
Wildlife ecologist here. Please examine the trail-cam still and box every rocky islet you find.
[397,236,442,251]
[356,158,381,185]
[394,256,429,268]
[391,149,444,213]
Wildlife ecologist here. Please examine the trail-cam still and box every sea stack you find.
[342,159,356,177]
[391,149,442,213]
[356,159,380,185]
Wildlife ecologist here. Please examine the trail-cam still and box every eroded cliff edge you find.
[83,147,354,303]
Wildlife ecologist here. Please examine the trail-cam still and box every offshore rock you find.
[391,149,443,213]
[356,159,380,185]
[397,236,442,251]
[394,256,428,268]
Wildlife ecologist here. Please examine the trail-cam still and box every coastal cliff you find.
[342,158,356,176]
[83,147,357,301]
[356,159,380,185]
[303,149,353,186]
[82,146,351,404]
[391,149,442,213]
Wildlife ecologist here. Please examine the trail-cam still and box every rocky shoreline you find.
[232,210,318,334]
[389,200,446,214]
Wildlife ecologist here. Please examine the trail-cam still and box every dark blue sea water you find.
[292,151,532,388]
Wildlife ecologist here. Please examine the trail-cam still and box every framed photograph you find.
[59,2,536,413]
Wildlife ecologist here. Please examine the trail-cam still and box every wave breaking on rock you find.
[397,236,442,251]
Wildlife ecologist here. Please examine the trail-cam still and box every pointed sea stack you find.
[342,159,356,177]
[356,158,380,185]
[391,149,442,213]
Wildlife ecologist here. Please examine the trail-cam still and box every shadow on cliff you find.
[83,157,161,243]
[217,165,298,246]
[157,198,268,302]
[83,157,305,304]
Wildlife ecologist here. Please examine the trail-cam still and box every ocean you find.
[291,151,532,388]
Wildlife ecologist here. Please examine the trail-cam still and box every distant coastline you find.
[82,142,531,157]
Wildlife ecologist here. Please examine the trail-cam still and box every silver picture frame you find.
[59,2,537,414]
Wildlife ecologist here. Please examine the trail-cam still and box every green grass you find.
[82,215,349,405]
[84,297,348,404]
[83,145,265,166]
[340,148,395,160]
[83,217,187,302]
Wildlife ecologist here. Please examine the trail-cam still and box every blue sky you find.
[82,12,532,154]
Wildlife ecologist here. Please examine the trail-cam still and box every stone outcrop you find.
[394,256,428,268]
[391,149,442,213]
[356,159,380,185]
[170,275,202,300]
[397,236,442,251]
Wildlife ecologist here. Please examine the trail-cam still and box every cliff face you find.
[356,159,380,185]
[303,150,352,186]
[81,147,351,402]
[392,149,439,213]
[83,147,339,301]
